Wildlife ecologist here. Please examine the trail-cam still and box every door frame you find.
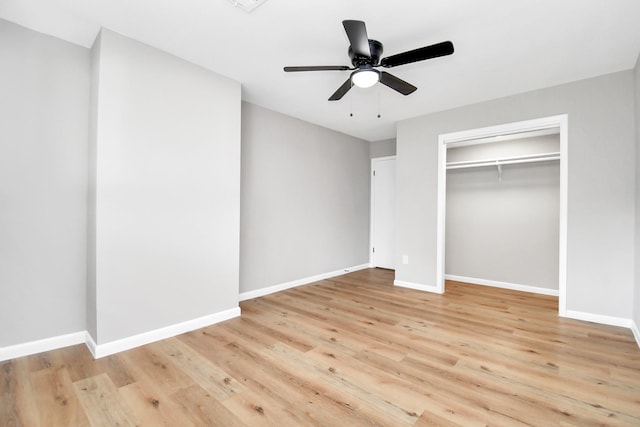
[436,114,568,316]
[370,155,396,268]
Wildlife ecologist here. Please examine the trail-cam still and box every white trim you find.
[394,279,442,294]
[445,274,559,296]
[85,332,98,358]
[370,156,396,268]
[239,263,371,301]
[445,152,560,169]
[436,130,447,294]
[0,331,86,362]
[88,307,241,359]
[631,320,640,348]
[449,128,559,148]
[2,307,242,361]
[440,116,566,145]
[557,115,568,316]
[437,114,568,315]
[563,310,632,329]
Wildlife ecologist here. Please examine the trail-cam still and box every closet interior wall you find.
[445,134,560,293]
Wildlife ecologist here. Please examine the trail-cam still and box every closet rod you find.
[446,151,560,170]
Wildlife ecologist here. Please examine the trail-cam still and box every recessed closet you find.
[445,130,560,295]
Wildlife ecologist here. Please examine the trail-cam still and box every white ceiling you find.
[2,0,640,141]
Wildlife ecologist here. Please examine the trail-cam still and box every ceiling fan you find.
[284,20,454,101]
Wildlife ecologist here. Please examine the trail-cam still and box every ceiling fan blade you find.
[379,71,417,95]
[380,41,454,68]
[343,20,371,57]
[284,65,351,72]
[328,78,353,101]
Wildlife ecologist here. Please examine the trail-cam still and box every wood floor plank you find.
[30,366,90,427]
[153,337,246,401]
[1,360,22,427]
[242,298,400,360]
[264,341,420,425]
[180,327,397,426]
[2,268,639,426]
[352,348,537,426]
[118,345,194,396]
[59,344,135,388]
[1,358,39,427]
[25,350,64,374]
[170,384,247,427]
[180,330,324,406]
[118,377,198,427]
[305,344,427,418]
[414,409,467,427]
[73,373,138,427]
[221,386,309,427]
[452,357,639,425]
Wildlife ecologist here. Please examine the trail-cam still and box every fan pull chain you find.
[377,84,381,118]
[349,83,354,117]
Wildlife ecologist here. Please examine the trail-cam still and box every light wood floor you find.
[2,268,640,426]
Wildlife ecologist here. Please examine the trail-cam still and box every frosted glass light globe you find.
[352,69,379,88]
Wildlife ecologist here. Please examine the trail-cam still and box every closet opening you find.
[436,115,568,316]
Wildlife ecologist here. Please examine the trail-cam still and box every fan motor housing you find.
[349,39,383,66]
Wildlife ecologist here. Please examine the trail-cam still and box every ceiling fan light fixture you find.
[283,20,454,101]
[352,69,379,88]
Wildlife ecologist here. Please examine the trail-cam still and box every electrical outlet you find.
[402,255,409,265]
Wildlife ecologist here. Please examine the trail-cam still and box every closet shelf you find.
[446,151,560,170]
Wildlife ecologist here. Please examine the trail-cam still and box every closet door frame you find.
[436,114,568,316]
[370,156,396,269]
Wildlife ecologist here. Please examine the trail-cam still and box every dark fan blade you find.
[379,71,417,95]
[328,78,353,101]
[343,20,371,57]
[284,65,351,72]
[380,41,454,68]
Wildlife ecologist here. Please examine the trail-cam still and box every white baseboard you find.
[239,263,371,301]
[85,332,98,359]
[87,307,241,359]
[631,320,640,348]
[445,274,559,296]
[394,279,442,294]
[0,331,86,362]
[1,307,241,362]
[563,310,632,329]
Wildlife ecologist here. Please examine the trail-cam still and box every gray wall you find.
[90,30,241,344]
[634,53,640,332]
[370,138,397,158]
[397,70,635,319]
[240,102,370,294]
[446,136,560,291]
[0,19,89,346]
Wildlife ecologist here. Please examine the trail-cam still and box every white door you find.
[371,157,395,269]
